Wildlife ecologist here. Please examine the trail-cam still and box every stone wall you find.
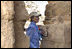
[14,1,29,48]
[41,1,71,48]
[1,1,15,48]
[1,1,30,48]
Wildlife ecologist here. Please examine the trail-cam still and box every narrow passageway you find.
[1,1,71,48]
[24,1,71,48]
[24,1,48,48]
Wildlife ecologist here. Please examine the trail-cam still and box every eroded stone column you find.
[41,1,71,48]
[14,1,29,48]
[1,1,15,48]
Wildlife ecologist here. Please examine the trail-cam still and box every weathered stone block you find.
[40,23,71,48]
[14,1,29,48]
[1,1,15,48]
[14,1,29,21]
[45,1,71,24]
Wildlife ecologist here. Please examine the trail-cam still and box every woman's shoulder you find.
[29,23,36,28]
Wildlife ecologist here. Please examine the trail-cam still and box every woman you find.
[26,12,43,48]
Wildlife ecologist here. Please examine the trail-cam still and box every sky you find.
[24,1,48,16]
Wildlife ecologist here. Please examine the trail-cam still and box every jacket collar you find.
[31,21,36,25]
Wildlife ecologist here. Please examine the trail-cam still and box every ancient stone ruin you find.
[1,1,29,48]
[1,1,71,48]
[41,1,71,48]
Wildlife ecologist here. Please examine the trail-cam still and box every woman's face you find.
[33,16,39,23]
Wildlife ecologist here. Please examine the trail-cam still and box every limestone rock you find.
[45,1,71,24]
[14,1,29,48]
[14,1,29,21]
[1,1,15,48]
[42,1,71,48]
[41,23,71,48]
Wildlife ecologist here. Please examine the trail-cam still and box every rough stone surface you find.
[14,1,29,48]
[41,1,71,48]
[64,22,71,48]
[41,24,64,48]
[1,1,71,48]
[1,1,15,48]
[1,1,29,48]
[14,1,29,21]
[40,22,71,48]
[45,1,71,24]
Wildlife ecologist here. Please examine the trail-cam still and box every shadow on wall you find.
[14,1,30,48]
